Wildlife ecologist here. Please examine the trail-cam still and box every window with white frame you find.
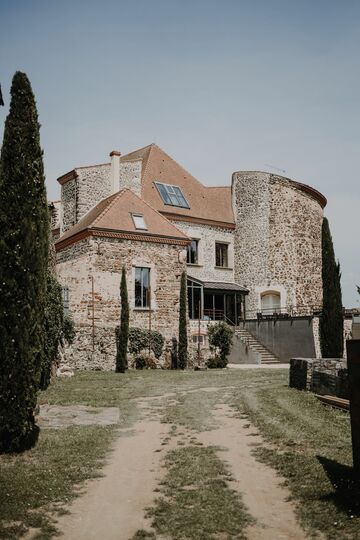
[260,292,281,314]
[135,267,151,308]
[131,213,147,230]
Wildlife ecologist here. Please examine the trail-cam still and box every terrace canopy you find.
[187,276,248,326]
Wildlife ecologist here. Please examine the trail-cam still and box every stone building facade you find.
[52,143,332,369]
[232,171,326,316]
[56,235,186,369]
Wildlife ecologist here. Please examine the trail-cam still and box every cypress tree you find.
[320,217,344,358]
[116,266,129,373]
[178,271,188,369]
[40,221,64,390]
[0,72,49,452]
[40,272,63,390]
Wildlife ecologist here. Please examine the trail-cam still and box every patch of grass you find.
[161,389,225,432]
[146,445,254,539]
[130,529,156,539]
[5,368,354,540]
[230,373,358,539]
[0,425,116,539]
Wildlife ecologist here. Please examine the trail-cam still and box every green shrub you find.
[128,328,148,356]
[206,356,228,369]
[134,354,157,370]
[135,356,146,370]
[128,327,165,360]
[149,330,165,359]
[207,321,233,367]
[63,313,76,345]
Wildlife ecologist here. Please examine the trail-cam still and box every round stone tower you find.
[232,171,327,316]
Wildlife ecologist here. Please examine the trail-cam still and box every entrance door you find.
[225,294,236,325]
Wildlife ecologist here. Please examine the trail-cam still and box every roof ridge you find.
[121,143,154,161]
[149,145,206,189]
[140,144,154,197]
[92,190,127,227]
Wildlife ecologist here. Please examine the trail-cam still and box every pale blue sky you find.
[1,0,359,306]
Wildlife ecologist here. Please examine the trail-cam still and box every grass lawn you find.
[0,368,358,539]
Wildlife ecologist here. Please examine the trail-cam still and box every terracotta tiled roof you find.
[139,145,235,227]
[56,144,234,227]
[55,188,189,251]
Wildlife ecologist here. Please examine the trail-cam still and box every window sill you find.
[214,266,233,270]
[187,263,203,267]
[133,308,154,312]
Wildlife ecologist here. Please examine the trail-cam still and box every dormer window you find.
[131,213,147,230]
[154,182,190,209]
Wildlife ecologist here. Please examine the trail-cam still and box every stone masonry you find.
[56,235,186,370]
[172,220,235,283]
[232,172,324,314]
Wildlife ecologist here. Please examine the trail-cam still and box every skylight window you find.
[154,182,190,209]
[131,213,147,230]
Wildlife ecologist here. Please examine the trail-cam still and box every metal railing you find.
[202,309,239,326]
[244,304,323,321]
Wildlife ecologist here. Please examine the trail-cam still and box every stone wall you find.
[61,178,77,232]
[59,159,142,236]
[289,357,349,399]
[76,165,112,222]
[119,160,142,196]
[312,315,353,359]
[172,220,235,283]
[56,236,186,369]
[232,171,324,313]
[232,172,270,301]
[269,176,323,310]
[49,200,61,230]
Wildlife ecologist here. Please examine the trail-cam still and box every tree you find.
[171,337,178,369]
[40,272,63,390]
[116,266,129,373]
[40,225,64,391]
[178,271,188,369]
[0,72,49,453]
[320,217,344,358]
[207,321,233,368]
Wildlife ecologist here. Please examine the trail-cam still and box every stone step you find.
[235,327,280,364]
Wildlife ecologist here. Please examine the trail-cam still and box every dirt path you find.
[53,392,306,540]
[197,404,306,540]
[56,418,169,540]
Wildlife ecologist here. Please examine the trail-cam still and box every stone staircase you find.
[235,327,280,364]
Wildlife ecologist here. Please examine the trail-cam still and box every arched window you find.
[261,292,281,315]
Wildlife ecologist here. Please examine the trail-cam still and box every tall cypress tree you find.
[116,266,129,373]
[320,217,344,358]
[0,72,49,453]
[178,271,188,369]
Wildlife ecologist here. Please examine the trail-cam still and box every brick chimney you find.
[110,150,121,193]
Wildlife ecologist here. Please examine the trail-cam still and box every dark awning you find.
[187,276,248,294]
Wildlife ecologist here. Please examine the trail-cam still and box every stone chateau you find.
[50,143,328,369]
